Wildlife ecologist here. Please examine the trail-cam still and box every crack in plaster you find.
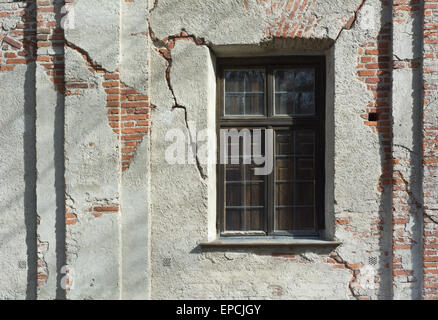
[424,210,438,225]
[65,40,110,74]
[149,0,159,14]
[393,169,423,211]
[393,144,418,156]
[334,0,367,42]
[393,54,420,63]
[391,169,437,232]
[148,23,209,180]
[329,251,363,300]
[65,41,150,172]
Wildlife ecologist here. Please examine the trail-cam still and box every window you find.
[217,56,325,239]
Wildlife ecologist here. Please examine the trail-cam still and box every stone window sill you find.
[199,238,342,248]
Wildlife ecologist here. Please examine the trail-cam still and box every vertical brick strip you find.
[391,0,424,299]
[0,1,36,72]
[36,0,65,94]
[356,7,393,299]
[423,0,438,300]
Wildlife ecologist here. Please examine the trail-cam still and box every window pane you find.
[226,209,244,231]
[246,209,263,231]
[294,207,315,231]
[225,183,243,206]
[274,130,316,233]
[276,208,293,231]
[247,181,264,206]
[225,70,265,115]
[295,130,315,155]
[274,69,315,116]
[296,158,314,180]
[295,182,314,206]
[224,129,266,232]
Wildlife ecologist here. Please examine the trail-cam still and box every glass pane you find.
[295,182,314,206]
[276,182,293,206]
[275,92,298,115]
[226,183,243,206]
[226,164,242,181]
[225,70,265,115]
[276,208,293,231]
[276,158,293,181]
[246,209,263,231]
[296,158,314,180]
[247,182,264,206]
[226,209,244,231]
[225,94,244,115]
[224,129,266,232]
[294,207,315,231]
[274,69,315,116]
[274,129,317,233]
[296,130,315,155]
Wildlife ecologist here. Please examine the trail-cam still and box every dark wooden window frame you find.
[216,56,326,239]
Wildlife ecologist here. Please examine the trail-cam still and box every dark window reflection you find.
[225,70,265,116]
[274,130,316,232]
[274,69,315,116]
[224,130,266,232]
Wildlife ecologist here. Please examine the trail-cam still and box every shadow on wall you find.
[53,0,66,300]
[23,0,37,300]
[376,1,393,300]
[23,0,67,299]
[407,1,424,300]
[376,1,424,300]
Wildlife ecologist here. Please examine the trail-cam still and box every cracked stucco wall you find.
[148,0,391,300]
[63,0,150,299]
[0,0,435,300]
[0,0,37,299]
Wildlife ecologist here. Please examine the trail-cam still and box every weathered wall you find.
[63,0,151,299]
[0,0,37,299]
[148,0,391,300]
[0,0,437,300]
[391,0,423,300]
[423,0,438,300]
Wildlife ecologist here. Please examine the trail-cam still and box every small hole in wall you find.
[162,258,171,267]
[368,113,378,122]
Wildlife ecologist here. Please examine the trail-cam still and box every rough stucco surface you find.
[35,64,59,299]
[149,0,364,44]
[0,63,35,299]
[147,0,391,300]
[64,69,121,299]
[119,0,151,299]
[0,0,436,300]
[64,6,121,295]
[65,0,120,72]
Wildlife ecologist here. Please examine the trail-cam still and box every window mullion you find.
[267,125,274,235]
[267,65,273,118]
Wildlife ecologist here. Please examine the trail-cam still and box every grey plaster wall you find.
[0,63,36,299]
[63,0,151,299]
[391,2,423,300]
[64,1,122,298]
[120,0,151,299]
[0,0,429,300]
[147,0,391,300]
